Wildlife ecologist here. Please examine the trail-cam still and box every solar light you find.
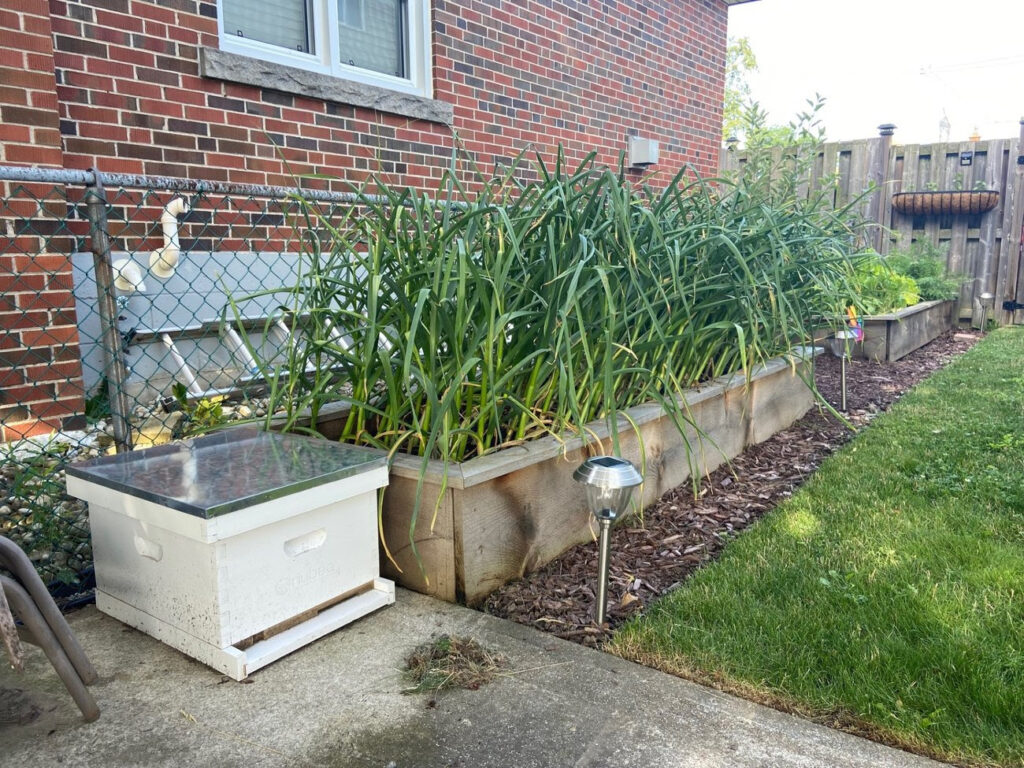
[980,292,995,332]
[830,330,858,412]
[573,456,643,625]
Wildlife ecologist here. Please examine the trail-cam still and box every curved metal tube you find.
[1,576,99,722]
[0,537,98,685]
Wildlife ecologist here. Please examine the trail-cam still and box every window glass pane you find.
[337,0,405,78]
[338,0,363,28]
[223,0,313,54]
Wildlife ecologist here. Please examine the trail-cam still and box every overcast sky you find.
[726,0,1024,144]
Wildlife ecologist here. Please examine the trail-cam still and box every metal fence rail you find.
[1,165,380,598]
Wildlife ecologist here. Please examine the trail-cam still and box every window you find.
[218,0,431,98]
[338,0,363,30]
[337,0,403,78]
[222,0,314,54]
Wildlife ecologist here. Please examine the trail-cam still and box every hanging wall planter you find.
[892,190,999,216]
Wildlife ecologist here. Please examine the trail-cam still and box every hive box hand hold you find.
[66,428,393,680]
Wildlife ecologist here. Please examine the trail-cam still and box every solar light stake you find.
[573,456,644,625]
[980,292,995,332]
[840,355,847,412]
[594,510,613,625]
[829,330,858,412]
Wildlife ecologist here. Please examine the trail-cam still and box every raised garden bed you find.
[374,349,819,605]
[854,300,956,363]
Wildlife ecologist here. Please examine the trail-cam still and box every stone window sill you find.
[199,48,453,126]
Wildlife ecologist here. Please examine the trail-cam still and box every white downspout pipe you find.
[149,197,189,279]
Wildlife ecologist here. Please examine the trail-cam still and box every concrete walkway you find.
[0,590,943,767]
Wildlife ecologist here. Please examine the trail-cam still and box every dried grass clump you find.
[403,634,507,695]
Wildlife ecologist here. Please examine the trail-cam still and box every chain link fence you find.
[1,166,368,605]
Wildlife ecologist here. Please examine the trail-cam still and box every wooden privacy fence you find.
[721,123,1024,326]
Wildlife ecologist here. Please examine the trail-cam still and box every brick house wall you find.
[1,0,731,439]
[1,0,84,440]
[44,0,727,184]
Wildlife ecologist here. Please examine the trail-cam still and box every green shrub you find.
[884,241,961,302]
[850,255,920,314]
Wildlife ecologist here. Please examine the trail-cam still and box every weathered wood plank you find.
[940,146,958,189]
[821,142,840,209]
[810,146,826,195]
[998,133,1023,323]
[380,472,458,602]
[894,143,919,247]
[1011,129,1024,323]
[836,148,853,208]
[949,142,973,317]
[879,143,898,254]
[963,236,980,316]
[863,136,884,248]
[847,141,870,219]
[974,141,1006,324]
[925,146,952,249]
[913,148,936,248]
[795,145,811,201]
[886,300,957,361]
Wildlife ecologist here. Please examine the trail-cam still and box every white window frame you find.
[216,0,432,99]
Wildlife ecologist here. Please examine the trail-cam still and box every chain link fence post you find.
[84,169,132,453]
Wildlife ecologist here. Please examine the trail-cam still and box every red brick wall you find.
[42,0,725,187]
[435,0,726,181]
[0,0,63,167]
[1,0,728,439]
[0,0,84,440]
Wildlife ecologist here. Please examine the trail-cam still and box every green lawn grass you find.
[611,328,1024,767]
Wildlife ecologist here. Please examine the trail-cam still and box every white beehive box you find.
[66,428,393,680]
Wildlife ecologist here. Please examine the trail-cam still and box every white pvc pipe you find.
[161,197,188,251]
[223,326,260,377]
[162,333,202,396]
[111,258,146,293]
[149,197,189,278]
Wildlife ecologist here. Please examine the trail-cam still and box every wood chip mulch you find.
[483,330,982,647]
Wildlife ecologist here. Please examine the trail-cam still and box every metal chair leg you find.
[0,536,98,685]
[0,575,99,722]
